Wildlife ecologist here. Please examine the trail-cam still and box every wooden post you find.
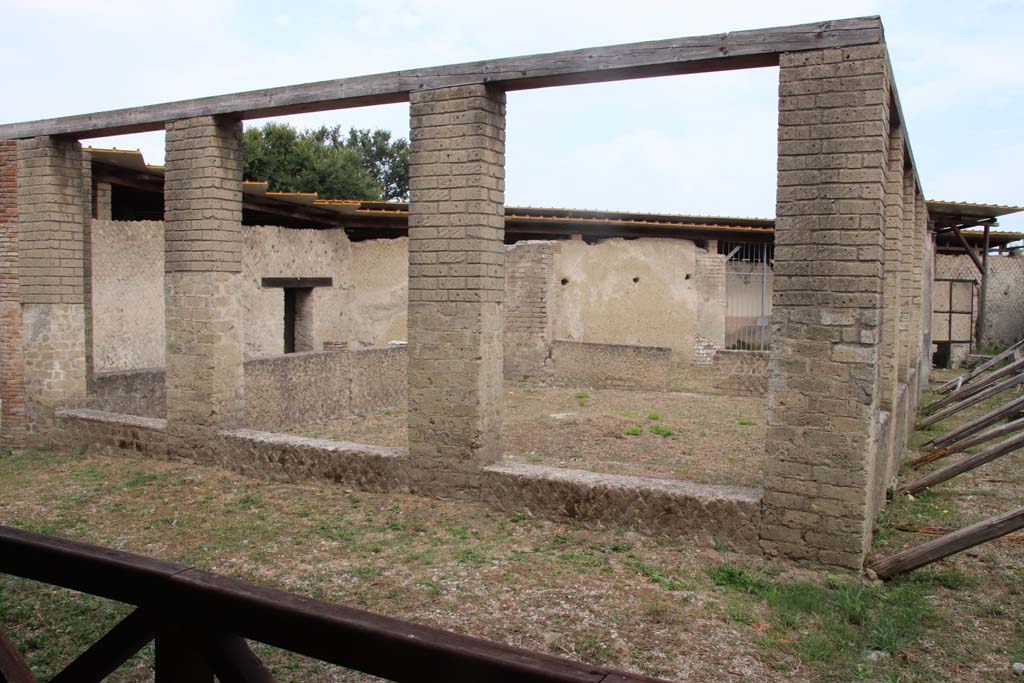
[0,628,36,683]
[924,355,1024,415]
[50,609,155,683]
[871,507,1024,579]
[976,223,990,348]
[902,429,1024,495]
[155,628,213,683]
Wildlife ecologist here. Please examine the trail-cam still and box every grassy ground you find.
[293,381,767,487]
[0,371,1021,681]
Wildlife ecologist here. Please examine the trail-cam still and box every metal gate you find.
[721,241,773,351]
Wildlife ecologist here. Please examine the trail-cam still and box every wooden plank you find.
[902,429,1024,495]
[0,628,36,683]
[911,416,1024,468]
[925,392,1024,449]
[871,507,1024,580]
[923,355,1024,414]
[168,568,614,683]
[0,17,882,139]
[915,371,1024,430]
[202,635,276,683]
[0,526,671,683]
[49,609,156,683]
[934,339,1024,394]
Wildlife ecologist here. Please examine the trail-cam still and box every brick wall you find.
[406,84,506,487]
[551,340,672,391]
[763,45,892,568]
[0,140,25,443]
[504,241,555,380]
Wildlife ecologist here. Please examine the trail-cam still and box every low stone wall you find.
[244,351,352,430]
[86,347,408,430]
[483,463,762,553]
[90,368,165,418]
[713,350,770,397]
[218,429,405,491]
[55,408,764,555]
[349,347,407,414]
[551,340,671,391]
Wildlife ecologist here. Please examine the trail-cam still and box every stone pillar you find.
[163,116,245,457]
[406,84,506,493]
[16,136,90,437]
[763,44,891,569]
[95,181,113,221]
[0,141,26,444]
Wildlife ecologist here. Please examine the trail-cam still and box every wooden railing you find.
[0,524,668,683]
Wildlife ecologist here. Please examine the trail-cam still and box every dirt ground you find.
[293,381,768,488]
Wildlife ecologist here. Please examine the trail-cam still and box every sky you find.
[1,0,1021,231]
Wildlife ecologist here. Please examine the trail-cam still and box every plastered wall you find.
[935,253,1024,350]
[550,238,719,364]
[92,223,725,374]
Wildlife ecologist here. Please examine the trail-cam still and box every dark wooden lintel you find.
[0,17,882,139]
[261,277,333,289]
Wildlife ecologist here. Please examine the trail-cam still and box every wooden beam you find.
[50,609,156,683]
[935,338,1024,394]
[924,392,1024,450]
[871,507,1024,580]
[950,225,985,274]
[0,628,36,683]
[923,355,1024,415]
[0,17,882,139]
[915,371,1024,430]
[902,429,1024,495]
[911,415,1024,469]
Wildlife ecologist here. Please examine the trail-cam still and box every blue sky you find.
[1,0,1021,230]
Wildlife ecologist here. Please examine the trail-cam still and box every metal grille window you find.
[719,241,773,351]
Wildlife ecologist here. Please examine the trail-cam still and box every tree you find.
[242,123,410,201]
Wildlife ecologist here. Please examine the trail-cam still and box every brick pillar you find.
[16,136,90,437]
[899,167,917,384]
[695,250,727,360]
[0,141,26,444]
[916,193,932,391]
[406,84,506,493]
[163,116,245,457]
[879,124,904,413]
[763,45,891,569]
[95,181,112,221]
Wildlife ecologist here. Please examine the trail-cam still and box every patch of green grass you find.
[509,511,528,523]
[238,493,263,509]
[648,424,674,437]
[527,451,544,463]
[709,563,946,680]
[572,632,614,665]
[575,391,589,400]
[624,426,642,436]
[646,412,661,421]
[622,411,636,418]
[416,578,443,599]
[737,418,754,426]
[625,556,686,591]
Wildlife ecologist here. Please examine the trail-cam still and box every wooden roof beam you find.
[0,17,882,140]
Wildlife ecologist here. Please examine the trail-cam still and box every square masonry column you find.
[163,116,245,458]
[763,45,892,569]
[15,136,90,439]
[0,141,26,444]
[406,84,506,495]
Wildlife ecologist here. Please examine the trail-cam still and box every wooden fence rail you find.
[0,525,667,683]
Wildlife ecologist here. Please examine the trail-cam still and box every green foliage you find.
[649,424,674,437]
[646,412,661,421]
[624,426,642,436]
[737,418,754,426]
[242,122,409,200]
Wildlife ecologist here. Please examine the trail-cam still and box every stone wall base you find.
[55,408,764,554]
